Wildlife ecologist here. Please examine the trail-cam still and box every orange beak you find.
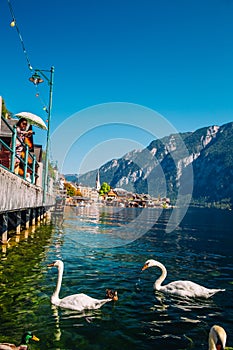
[113,292,118,301]
[32,335,40,342]
[142,264,148,271]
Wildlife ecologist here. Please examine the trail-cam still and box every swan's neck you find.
[153,261,167,290]
[208,338,216,350]
[208,326,226,350]
[209,336,220,350]
[52,264,63,302]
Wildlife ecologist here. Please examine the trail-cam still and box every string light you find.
[7,0,33,71]
[7,0,54,200]
[35,86,49,113]
[6,0,50,114]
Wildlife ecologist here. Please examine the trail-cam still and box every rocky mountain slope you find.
[75,122,233,207]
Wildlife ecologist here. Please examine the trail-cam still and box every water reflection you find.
[51,213,64,228]
[151,291,218,314]
[51,304,61,342]
[0,225,38,259]
[65,206,163,248]
[60,308,103,322]
[0,207,232,349]
[0,244,7,260]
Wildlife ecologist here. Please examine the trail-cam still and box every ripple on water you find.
[0,207,232,349]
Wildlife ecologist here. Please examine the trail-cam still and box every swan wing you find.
[59,293,111,311]
[160,280,224,298]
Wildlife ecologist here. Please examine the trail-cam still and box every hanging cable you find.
[7,0,33,71]
[35,86,49,113]
[6,0,54,140]
[7,0,50,113]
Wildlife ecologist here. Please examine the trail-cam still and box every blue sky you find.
[1,0,233,174]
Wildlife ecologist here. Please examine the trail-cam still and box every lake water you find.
[0,206,232,349]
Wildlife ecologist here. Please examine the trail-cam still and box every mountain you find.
[76,122,233,208]
[65,174,79,183]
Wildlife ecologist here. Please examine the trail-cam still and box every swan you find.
[48,260,117,311]
[209,325,227,350]
[0,331,39,350]
[142,259,225,298]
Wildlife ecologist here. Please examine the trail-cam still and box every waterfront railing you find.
[0,116,39,184]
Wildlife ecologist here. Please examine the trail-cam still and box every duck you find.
[0,331,39,350]
[142,259,225,298]
[48,260,118,311]
[105,289,118,301]
[209,325,227,350]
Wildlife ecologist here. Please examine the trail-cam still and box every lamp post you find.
[29,66,54,203]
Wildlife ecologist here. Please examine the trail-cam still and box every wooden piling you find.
[15,211,21,234]
[1,213,8,243]
[31,208,36,226]
[25,209,30,229]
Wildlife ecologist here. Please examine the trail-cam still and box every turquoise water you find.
[0,206,232,349]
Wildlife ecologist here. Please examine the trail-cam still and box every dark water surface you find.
[0,207,232,349]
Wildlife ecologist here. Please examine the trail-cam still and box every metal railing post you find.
[32,154,36,184]
[23,144,29,180]
[10,125,17,172]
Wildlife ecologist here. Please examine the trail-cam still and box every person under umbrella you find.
[14,118,34,175]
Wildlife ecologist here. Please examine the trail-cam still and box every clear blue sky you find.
[1,0,233,174]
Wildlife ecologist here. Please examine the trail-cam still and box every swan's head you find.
[142,259,158,271]
[208,325,227,350]
[106,289,118,301]
[47,260,64,269]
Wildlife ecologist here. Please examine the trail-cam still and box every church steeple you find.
[96,169,101,191]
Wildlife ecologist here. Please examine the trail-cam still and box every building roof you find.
[107,189,117,197]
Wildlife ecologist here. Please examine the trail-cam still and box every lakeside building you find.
[65,182,99,206]
[65,180,170,209]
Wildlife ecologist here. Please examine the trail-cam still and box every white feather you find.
[142,259,225,298]
[48,260,112,311]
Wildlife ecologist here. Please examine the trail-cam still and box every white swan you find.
[48,260,117,311]
[142,259,225,298]
[209,325,227,350]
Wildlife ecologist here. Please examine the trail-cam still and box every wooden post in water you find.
[37,208,41,223]
[15,211,21,234]
[25,209,30,229]
[31,208,36,226]
[41,208,45,222]
[1,213,8,243]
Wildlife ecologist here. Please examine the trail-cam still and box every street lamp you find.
[29,66,54,203]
